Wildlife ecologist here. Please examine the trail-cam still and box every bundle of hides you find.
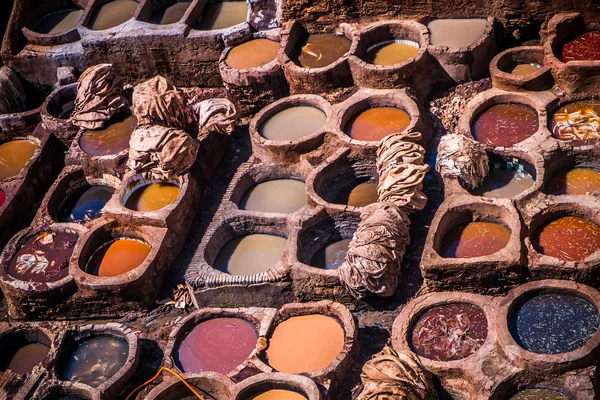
[553,107,600,143]
[357,346,435,400]
[0,67,27,115]
[70,64,128,130]
[377,132,429,214]
[338,203,410,299]
[436,133,489,190]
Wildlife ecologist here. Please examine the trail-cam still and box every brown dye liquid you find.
[6,343,50,374]
[61,335,128,387]
[551,100,600,144]
[125,182,180,212]
[215,234,286,275]
[33,9,83,34]
[149,1,191,25]
[363,41,419,66]
[545,167,600,195]
[86,239,151,277]
[176,318,257,374]
[345,107,410,142]
[225,39,279,69]
[510,389,571,400]
[335,182,379,207]
[532,216,600,262]
[196,1,247,30]
[89,0,139,30]
[0,139,38,180]
[311,238,351,269]
[259,106,326,141]
[427,19,487,48]
[252,390,307,400]
[293,34,351,68]
[511,63,542,76]
[240,179,307,214]
[441,221,511,258]
[79,115,136,156]
[8,231,78,283]
[265,314,345,373]
[411,303,488,361]
[472,103,539,147]
[472,169,534,198]
[562,31,600,62]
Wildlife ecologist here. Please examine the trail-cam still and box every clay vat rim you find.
[348,20,429,70]
[80,0,142,32]
[490,372,577,400]
[249,94,333,146]
[144,371,235,399]
[234,372,322,400]
[424,16,495,52]
[184,0,251,33]
[258,301,357,379]
[219,37,282,74]
[34,380,102,400]
[118,173,186,215]
[41,83,78,122]
[70,220,162,288]
[526,205,600,264]
[542,162,600,196]
[73,110,135,159]
[546,96,600,146]
[21,4,83,46]
[498,279,600,364]
[0,224,86,291]
[491,46,550,81]
[134,0,196,27]
[0,134,43,183]
[165,308,270,376]
[0,326,53,375]
[54,323,139,393]
[545,14,600,67]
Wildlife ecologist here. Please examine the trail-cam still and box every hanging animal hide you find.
[436,133,489,190]
[70,64,129,130]
[357,346,436,400]
[0,67,26,115]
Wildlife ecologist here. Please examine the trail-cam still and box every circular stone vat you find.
[427,18,487,48]
[86,0,139,31]
[344,107,410,142]
[35,382,99,400]
[58,185,115,223]
[561,31,600,62]
[472,103,539,147]
[239,179,307,214]
[123,181,180,212]
[334,181,378,207]
[44,84,77,120]
[78,114,137,157]
[225,39,280,70]
[440,221,511,259]
[531,216,600,261]
[469,154,535,198]
[174,317,258,374]
[59,335,128,387]
[545,166,600,195]
[145,372,234,400]
[235,373,321,400]
[0,329,51,375]
[259,106,326,142]
[194,1,248,30]
[264,314,345,373]
[146,1,192,25]
[0,138,39,179]
[7,229,78,283]
[409,303,488,361]
[551,100,600,145]
[213,234,287,276]
[492,46,547,80]
[84,238,151,277]
[32,7,83,35]
[509,389,571,400]
[508,292,600,354]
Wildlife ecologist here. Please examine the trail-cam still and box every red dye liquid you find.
[532,216,600,261]
[0,189,5,208]
[472,103,538,147]
[411,303,488,361]
[562,31,600,62]
[175,318,257,374]
[441,221,511,258]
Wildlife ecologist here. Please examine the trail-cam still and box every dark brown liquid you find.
[472,103,538,147]
[6,343,50,374]
[86,239,151,277]
[532,216,600,261]
[176,318,257,374]
[345,107,410,142]
[293,34,351,68]
[225,39,279,69]
[196,1,247,30]
[311,238,351,269]
[79,115,137,156]
[411,303,488,361]
[8,231,78,282]
[551,100,600,145]
[562,31,600,62]
[441,221,511,258]
[545,167,600,195]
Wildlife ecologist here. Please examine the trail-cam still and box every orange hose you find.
[125,366,204,400]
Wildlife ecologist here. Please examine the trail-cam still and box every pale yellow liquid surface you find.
[89,0,139,30]
[428,19,487,48]
[240,179,307,213]
[215,234,287,275]
[260,106,326,141]
[34,9,83,34]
